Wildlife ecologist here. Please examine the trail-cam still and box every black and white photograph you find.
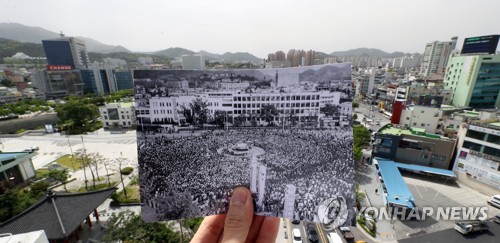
[135,64,355,224]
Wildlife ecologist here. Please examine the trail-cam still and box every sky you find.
[1,0,500,58]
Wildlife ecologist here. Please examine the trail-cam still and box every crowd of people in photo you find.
[138,127,354,224]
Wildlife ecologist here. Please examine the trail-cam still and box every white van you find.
[488,195,500,208]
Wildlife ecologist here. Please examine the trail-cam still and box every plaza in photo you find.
[134,64,355,225]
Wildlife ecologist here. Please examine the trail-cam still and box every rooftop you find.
[378,124,449,140]
[0,152,29,162]
[0,188,116,240]
[470,119,500,130]
[106,102,134,108]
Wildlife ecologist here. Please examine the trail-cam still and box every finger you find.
[244,215,265,243]
[221,187,254,243]
[254,217,280,243]
[191,215,226,243]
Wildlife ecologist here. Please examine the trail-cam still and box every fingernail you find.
[231,187,248,206]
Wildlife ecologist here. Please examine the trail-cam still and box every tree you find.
[259,104,279,123]
[320,104,340,117]
[352,114,358,121]
[188,98,209,128]
[103,212,182,243]
[48,169,69,192]
[55,97,99,132]
[102,158,112,187]
[212,110,226,128]
[116,157,128,198]
[353,146,363,162]
[0,79,14,87]
[353,125,371,148]
[353,101,359,110]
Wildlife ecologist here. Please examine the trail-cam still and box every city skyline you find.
[2,0,499,58]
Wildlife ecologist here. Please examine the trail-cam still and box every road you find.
[355,101,390,132]
[281,218,347,243]
[399,220,500,243]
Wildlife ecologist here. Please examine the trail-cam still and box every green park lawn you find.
[55,155,82,171]
[115,185,141,203]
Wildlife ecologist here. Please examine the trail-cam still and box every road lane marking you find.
[315,222,328,243]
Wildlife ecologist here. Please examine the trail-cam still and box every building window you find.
[406,117,409,120]
[462,141,482,152]
[123,122,126,126]
[487,134,500,144]
[466,130,486,141]
[104,115,108,120]
[122,115,125,119]
[483,146,500,158]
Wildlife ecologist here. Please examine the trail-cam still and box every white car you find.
[327,232,343,243]
[292,228,302,243]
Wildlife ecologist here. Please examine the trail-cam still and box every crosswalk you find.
[51,139,137,146]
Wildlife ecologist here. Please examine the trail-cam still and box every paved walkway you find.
[355,162,397,242]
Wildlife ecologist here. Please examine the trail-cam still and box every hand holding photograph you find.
[135,64,355,226]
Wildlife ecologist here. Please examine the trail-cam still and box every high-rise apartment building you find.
[420,37,457,78]
[42,36,90,69]
[444,53,500,108]
[267,51,286,62]
[286,49,315,67]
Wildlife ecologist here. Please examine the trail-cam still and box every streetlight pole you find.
[81,135,88,190]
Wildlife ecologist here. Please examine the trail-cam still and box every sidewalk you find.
[356,164,398,242]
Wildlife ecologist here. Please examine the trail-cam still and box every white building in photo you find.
[145,90,341,125]
[99,102,136,129]
[453,119,500,195]
[339,102,352,116]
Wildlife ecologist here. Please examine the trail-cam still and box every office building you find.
[99,102,136,129]
[42,37,90,69]
[420,37,458,78]
[444,53,500,108]
[453,119,500,194]
[81,65,132,95]
[373,124,456,169]
[33,70,84,99]
[181,54,205,70]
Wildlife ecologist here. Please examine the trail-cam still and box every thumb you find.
[220,187,254,243]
